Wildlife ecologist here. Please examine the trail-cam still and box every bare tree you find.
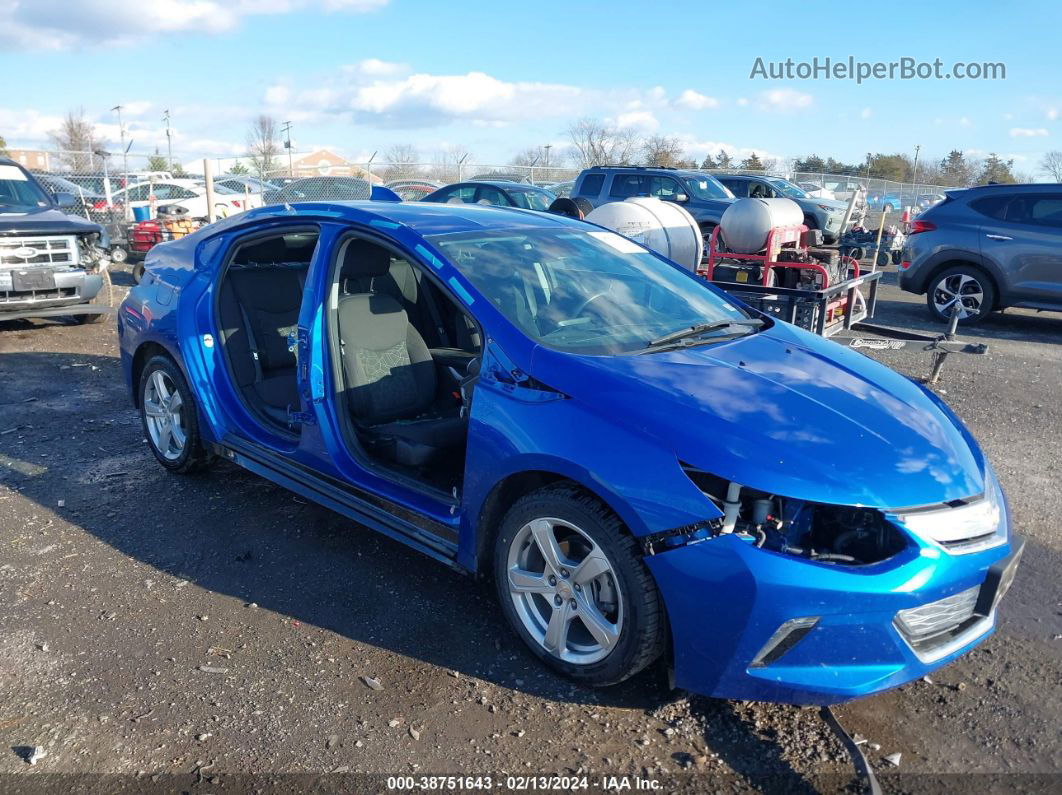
[1039,150,1062,182]
[641,135,686,168]
[428,144,473,183]
[49,108,101,171]
[566,118,641,168]
[380,143,422,181]
[247,115,281,178]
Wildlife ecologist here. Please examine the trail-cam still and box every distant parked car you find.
[572,166,735,240]
[899,183,1062,323]
[716,174,849,244]
[33,174,108,219]
[866,191,902,213]
[385,179,442,201]
[264,176,372,204]
[795,181,836,200]
[422,181,556,211]
[917,193,946,211]
[111,179,258,220]
[214,175,281,195]
[546,180,574,198]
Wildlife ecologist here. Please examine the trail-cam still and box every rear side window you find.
[720,179,747,197]
[1007,194,1062,228]
[577,173,605,196]
[610,173,650,198]
[969,195,1009,220]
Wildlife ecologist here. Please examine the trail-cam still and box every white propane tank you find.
[718,197,804,254]
[585,197,703,270]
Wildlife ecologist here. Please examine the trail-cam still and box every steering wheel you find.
[572,291,611,318]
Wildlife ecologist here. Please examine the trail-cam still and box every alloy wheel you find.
[143,370,187,461]
[932,273,985,319]
[506,517,624,665]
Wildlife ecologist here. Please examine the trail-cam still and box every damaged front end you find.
[640,464,1019,705]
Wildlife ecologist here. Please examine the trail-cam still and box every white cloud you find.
[1048,108,1059,121]
[736,97,749,107]
[860,107,872,119]
[613,111,659,132]
[354,58,408,77]
[265,85,291,105]
[1010,127,1049,137]
[676,89,719,111]
[959,116,972,127]
[0,0,391,50]
[757,88,813,112]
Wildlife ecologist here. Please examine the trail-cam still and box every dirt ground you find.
[0,265,1059,793]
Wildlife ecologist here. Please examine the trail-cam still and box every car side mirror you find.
[53,192,77,209]
[673,193,688,203]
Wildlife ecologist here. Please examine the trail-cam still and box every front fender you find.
[460,348,721,568]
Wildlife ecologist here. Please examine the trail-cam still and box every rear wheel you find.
[74,268,113,325]
[494,485,665,686]
[131,260,145,284]
[139,355,216,473]
[926,265,996,324]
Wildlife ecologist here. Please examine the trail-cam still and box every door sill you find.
[216,437,463,569]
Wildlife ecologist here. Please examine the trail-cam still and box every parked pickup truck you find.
[0,157,112,323]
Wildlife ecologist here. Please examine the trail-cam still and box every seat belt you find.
[237,301,264,383]
[413,269,452,348]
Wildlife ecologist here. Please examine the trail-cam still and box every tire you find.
[74,268,113,325]
[700,223,717,249]
[109,246,128,264]
[849,246,865,261]
[493,485,665,687]
[926,265,996,325]
[891,249,903,265]
[132,260,145,284]
[876,250,891,268]
[138,355,216,473]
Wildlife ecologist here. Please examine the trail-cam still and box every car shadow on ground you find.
[0,349,818,789]
[861,271,1062,348]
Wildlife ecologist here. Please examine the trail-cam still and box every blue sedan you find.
[116,200,1021,704]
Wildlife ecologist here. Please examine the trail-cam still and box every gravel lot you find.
[1,265,1059,792]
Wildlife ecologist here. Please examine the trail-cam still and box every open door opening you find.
[327,235,482,495]
[216,228,319,430]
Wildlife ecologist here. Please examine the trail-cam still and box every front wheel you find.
[74,268,113,325]
[494,485,665,686]
[926,265,996,324]
[139,355,216,473]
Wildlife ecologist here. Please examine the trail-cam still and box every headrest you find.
[341,239,391,281]
[236,236,288,265]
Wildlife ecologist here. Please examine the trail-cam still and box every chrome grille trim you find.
[0,235,80,268]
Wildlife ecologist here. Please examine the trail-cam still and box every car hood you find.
[0,206,102,237]
[531,321,984,509]
[805,197,848,212]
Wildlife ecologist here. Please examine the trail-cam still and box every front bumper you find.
[0,269,101,314]
[647,529,1021,705]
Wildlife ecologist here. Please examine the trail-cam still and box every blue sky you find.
[1,0,1060,173]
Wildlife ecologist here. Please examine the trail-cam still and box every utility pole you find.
[282,121,294,178]
[163,109,173,171]
[543,143,552,168]
[112,105,130,220]
[911,144,921,205]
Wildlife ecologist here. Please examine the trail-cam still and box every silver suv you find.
[899,184,1062,324]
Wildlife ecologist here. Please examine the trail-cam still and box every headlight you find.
[891,468,1006,554]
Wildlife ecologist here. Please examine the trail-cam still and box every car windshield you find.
[428,228,753,355]
[767,178,809,199]
[211,183,237,194]
[508,188,555,211]
[682,175,733,200]
[0,164,52,210]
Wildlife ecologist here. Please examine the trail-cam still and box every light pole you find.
[282,121,294,178]
[163,109,173,172]
[543,144,552,168]
[112,105,130,220]
[911,144,921,207]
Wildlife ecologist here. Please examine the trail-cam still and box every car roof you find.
[238,200,577,236]
[464,180,549,191]
[961,182,1062,191]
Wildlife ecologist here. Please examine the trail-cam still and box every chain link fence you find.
[18,148,950,237]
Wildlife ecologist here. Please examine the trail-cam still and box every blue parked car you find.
[117,200,1022,704]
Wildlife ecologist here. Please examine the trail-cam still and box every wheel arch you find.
[473,470,634,578]
[130,339,183,407]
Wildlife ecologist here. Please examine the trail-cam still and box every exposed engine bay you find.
[646,467,908,565]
